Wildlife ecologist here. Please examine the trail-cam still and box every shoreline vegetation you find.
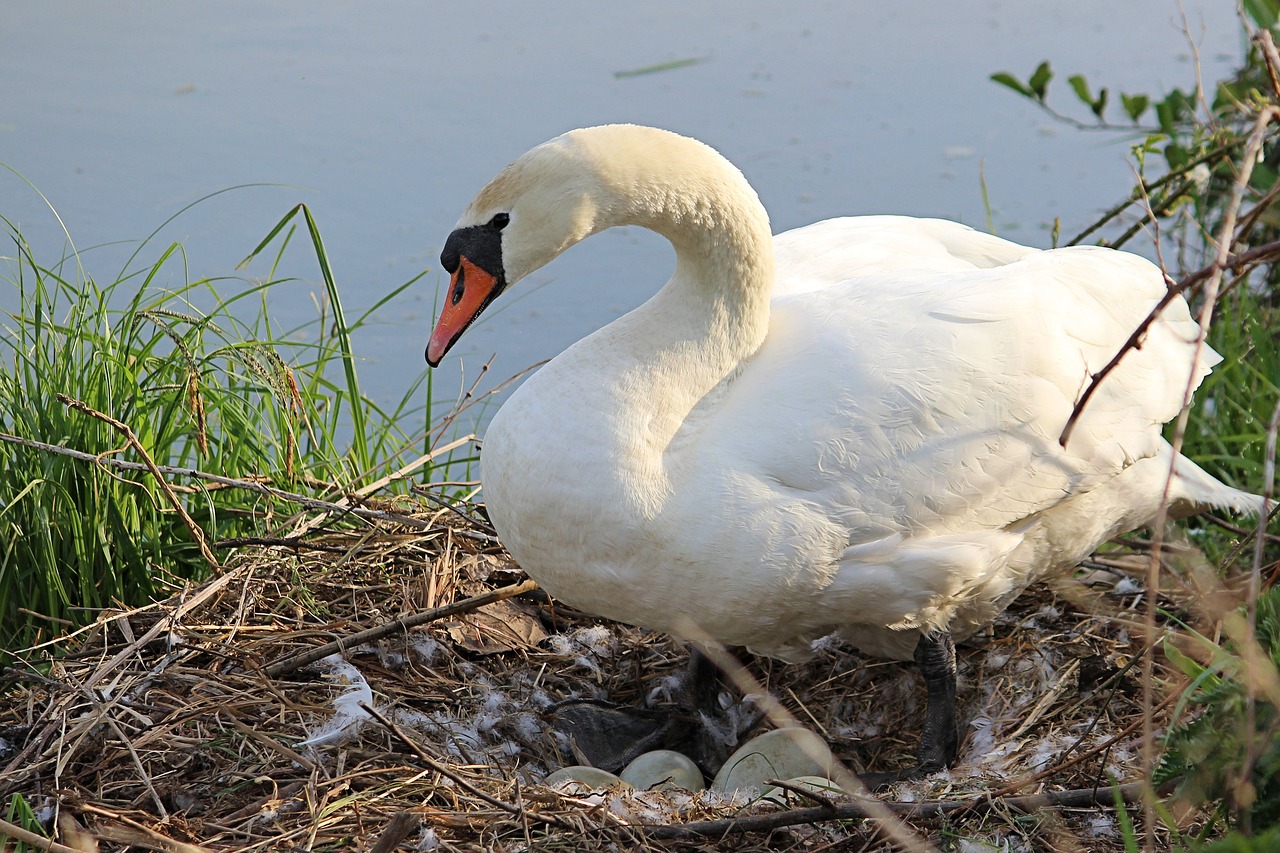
[3,13,1280,853]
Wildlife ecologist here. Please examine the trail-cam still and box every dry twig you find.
[57,393,219,568]
[643,780,1176,840]
[0,429,493,540]
[265,578,539,677]
[1058,237,1280,447]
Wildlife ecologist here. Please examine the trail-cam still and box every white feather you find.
[300,655,374,748]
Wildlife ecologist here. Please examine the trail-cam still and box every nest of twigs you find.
[0,488,1237,852]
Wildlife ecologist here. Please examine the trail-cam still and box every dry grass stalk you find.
[56,393,220,570]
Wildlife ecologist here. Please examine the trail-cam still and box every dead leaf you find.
[445,598,548,654]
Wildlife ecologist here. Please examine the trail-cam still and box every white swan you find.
[426,124,1260,775]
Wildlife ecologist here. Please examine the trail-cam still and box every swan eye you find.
[488,212,510,231]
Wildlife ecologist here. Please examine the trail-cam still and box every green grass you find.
[1183,288,1280,497]
[1158,586,1280,842]
[0,196,466,651]
[2,792,44,850]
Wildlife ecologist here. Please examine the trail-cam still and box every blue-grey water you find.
[0,2,1245,431]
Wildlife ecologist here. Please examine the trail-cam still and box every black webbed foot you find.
[544,648,757,775]
[544,698,677,771]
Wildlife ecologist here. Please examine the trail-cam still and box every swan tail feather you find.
[1171,456,1267,518]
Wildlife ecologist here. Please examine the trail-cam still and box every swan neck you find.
[592,142,776,355]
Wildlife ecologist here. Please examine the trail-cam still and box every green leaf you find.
[1196,826,1280,853]
[1028,61,1053,99]
[1067,74,1108,120]
[1068,74,1093,106]
[1163,637,1205,679]
[1134,133,1168,157]
[1110,782,1141,853]
[1243,0,1280,29]
[1251,160,1278,193]
[1091,87,1109,119]
[990,71,1035,99]
[1121,92,1149,122]
[1155,88,1190,132]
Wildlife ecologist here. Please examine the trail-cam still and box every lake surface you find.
[0,2,1246,432]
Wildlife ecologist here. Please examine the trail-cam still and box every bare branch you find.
[264,579,539,677]
[1058,236,1280,447]
[642,780,1176,840]
[59,393,220,569]
[0,429,492,541]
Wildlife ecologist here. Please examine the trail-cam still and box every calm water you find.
[0,2,1245,426]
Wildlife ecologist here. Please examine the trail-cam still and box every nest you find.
[0,490,1242,852]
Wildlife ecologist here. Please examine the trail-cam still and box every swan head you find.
[426,124,769,364]
[426,130,614,365]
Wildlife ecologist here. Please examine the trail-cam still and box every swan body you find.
[428,125,1256,668]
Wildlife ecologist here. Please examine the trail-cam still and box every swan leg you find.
[913,630,959,772]
[860,630,958,789]
[680,647,764,771]
[684,647,723,711]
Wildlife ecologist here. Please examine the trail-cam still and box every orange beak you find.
[426,257,501,365]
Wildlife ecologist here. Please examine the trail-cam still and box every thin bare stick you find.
[58,393,219,568]
[1058,238,1280,447]
[432,355,542,444]
[764,777,840,812]
[264,579,539,677]
[285,434,475,538]
[354,436,474,499]
[101,709,168,818]
[224,716,317,772]
[0,817,85,853]
[1067,139,1244,246]
[76,802,213,853]
[0,430,494,540]
[642,780,1175,840]
[1259,28,1280,100]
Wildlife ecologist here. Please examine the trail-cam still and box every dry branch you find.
[264,578,539,677]
[0,429,492,540]
[0,817,85,853]
[1058,237,1280,448]
[642,780,1177,840]
[58,393,219,568]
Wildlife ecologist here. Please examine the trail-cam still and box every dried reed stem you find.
[0,429,492,539]
[264,578,539,677]
[0,817,85,853]
[645,780,1177,840]
[57,393,219,569]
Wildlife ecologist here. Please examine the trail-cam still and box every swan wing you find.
[686,222,1210,542]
